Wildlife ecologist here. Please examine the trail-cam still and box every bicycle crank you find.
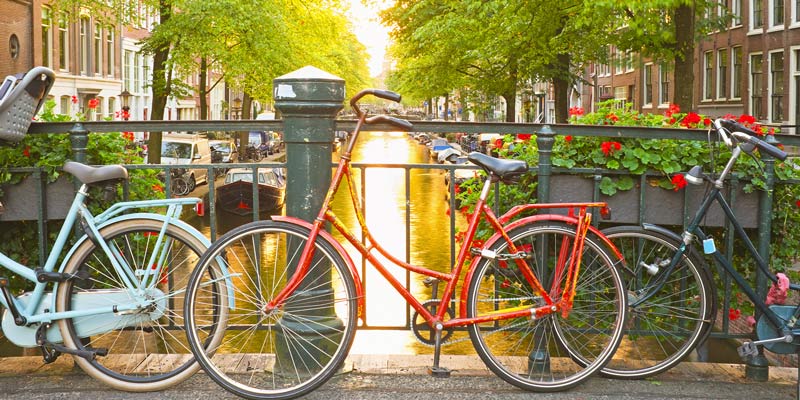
[411,300,455,346]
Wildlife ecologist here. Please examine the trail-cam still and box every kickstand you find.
[428,324,451,378]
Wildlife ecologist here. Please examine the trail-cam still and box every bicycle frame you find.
[266,114,621,330]
[638,145,798,334]
[0,183,213,345]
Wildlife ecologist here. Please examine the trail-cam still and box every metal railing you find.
[5,116,800,367]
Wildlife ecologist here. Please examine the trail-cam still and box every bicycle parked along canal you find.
[183,89,628,399]
[598,118,795,379]
[0,67,229,391]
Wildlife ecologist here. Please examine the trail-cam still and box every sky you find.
[345,0,393,77]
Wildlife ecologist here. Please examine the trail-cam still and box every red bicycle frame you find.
[265,111,620,331]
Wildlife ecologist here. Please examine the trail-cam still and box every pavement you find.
[0,353,796,400]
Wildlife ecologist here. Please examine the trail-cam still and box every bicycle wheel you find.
[466,221,626,392]
[172,177,189,196]
[600,225,715,379]
[55,218,227,391]
[185,220,358,400]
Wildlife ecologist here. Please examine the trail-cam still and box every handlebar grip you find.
[733,131,788,161]
[365,115,414,131]
[370,89,402,103]
[718,119,759,137]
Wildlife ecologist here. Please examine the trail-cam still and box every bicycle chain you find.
[411,296,541,348]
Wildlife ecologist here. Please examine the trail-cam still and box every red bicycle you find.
[184,89,627,399]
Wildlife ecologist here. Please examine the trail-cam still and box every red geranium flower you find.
[568,106,584,116]
[601,141,622,156]
[729,308,741,321]
[71,95,78,104]
[606,113,619,123]
[681,112,702,128]
[22,146,30,157]
[671,174,687,191]
[87,98,99,109]
[518,133,532,141]
[738,114,756,124]
[795,200,800,208]
[665,103,680,117]
[564,135,573,143]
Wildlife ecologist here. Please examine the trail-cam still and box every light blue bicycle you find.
[0,67,228,392]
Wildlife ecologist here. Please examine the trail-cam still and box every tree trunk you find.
[199,58,208,120]
[443,93,450,121]
[673,3,695,111]
[552,53,570,123]
[147,0,172,165]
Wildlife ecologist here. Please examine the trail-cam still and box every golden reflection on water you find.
[329,131,467,355]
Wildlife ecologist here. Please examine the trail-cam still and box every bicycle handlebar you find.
[349,89,414,132]
[713,118,787,161]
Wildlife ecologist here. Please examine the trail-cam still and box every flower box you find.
[547,174,759,228]
[0,175,73,221]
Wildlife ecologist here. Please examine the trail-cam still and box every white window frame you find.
[731,46,743,100]
[94,22,102,76]
[717,48,728,100]
[106,27,114,78]
[732,0,743,27]
[643,63,653,107]
[658,64,670,106]
[769,0,786,31]
[793,0,800,27]
[790,46,800,131]
[41,7,52,68]
[769,49,785,123]
[750,0,765,34]
[750,52,764,118]
[58,12,69,72]
[703,51,714,101]
[614,48,624,75]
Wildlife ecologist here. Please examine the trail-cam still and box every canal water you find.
[0,130,745,363]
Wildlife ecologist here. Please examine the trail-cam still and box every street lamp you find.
[119,89,131,120]
[232,97,242,119]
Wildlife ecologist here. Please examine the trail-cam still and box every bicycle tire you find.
[466,221,626,392]
[599,225,715,379]
[172,177,190,196]
[55,218,227,391]
[184,220,358,400]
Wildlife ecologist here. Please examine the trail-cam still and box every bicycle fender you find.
[641,223,684,244]
[271,215,366,322]
[457,214,622,319]
[54,213,235,310]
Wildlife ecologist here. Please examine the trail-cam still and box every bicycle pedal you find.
[737,341,759,359]
[428,366,451,378]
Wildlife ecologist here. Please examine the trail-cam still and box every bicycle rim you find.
[56,218,223,391]
[601,226,715,379]
[467,221,626,391]
[185,220,358,400]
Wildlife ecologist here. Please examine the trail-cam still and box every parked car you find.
[160,133,212,191]
[209,139,238,163]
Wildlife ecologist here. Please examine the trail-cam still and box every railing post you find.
[272,66,345,371]
[746,134,780,381]
[536,125,555,203]
[69,123,88,164]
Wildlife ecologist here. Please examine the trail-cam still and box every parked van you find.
[161,133,212,190]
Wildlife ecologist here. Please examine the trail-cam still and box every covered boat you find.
[216,167,286,216]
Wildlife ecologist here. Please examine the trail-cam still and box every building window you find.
[771,0,785,27]
[659,65,670,105]
[770,51,784,122]
[80,17,90,75]
[58,12,69,71]
[752,0,764,29]
[732,0,743,26]
[106,27,114,77]
[94,23,102,75]
[703,51,713,100]
[41,7,52,68]
[717,49,728,99]
[614,48,624,75]
[732,47,743,99]
[643,64,653,106]
[60,95,71,115]
[124,50,133,91]
[751,53,764,119]
[108,97,115,119]
[134,53,141,92]
[794,0,800,23]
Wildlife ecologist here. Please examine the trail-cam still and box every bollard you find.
[535,125,555,203]
[272,66,345,372]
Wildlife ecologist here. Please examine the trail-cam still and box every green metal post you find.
[536,125,555,203]
[746,134,780,381]
[272,66,345,371]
